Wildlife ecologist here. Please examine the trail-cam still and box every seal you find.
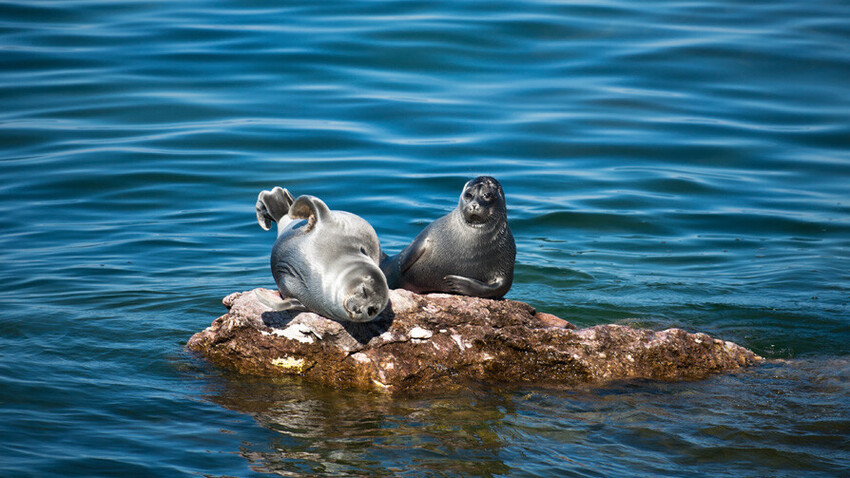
[380,176,515,299]
[255,187,389,323]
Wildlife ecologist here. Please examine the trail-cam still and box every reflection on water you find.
[202,358,850,477]
[208,375,512,476]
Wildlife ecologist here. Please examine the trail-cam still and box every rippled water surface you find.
[2,0,849,476]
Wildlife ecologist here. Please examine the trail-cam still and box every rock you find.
[534,312,575,329]
[187,288,762,396]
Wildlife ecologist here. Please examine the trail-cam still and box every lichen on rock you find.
[187,288,762,396]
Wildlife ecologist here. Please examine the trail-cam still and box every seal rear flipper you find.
[443,274,509,299]
[256,187,295,230]
[254,289,307,312]
[288,195,332,232]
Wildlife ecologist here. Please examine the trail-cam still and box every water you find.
[1,0,849,476]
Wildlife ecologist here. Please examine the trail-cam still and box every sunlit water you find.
[1,1,849,476]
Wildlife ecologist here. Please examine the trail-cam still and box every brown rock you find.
[534,312,576,329]
[187,288,762,396]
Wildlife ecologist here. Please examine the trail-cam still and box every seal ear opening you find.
[289,195,332,232]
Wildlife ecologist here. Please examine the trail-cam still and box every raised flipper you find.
[254,289,307,312]
[288,195,332,233]
[443,274,509,299]
[256,187,295,230]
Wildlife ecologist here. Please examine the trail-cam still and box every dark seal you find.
[380,176,515,299]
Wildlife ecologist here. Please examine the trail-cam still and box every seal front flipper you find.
[256,187,295,230]
[254,289,307,312]
[400,237,430,274]
[288,195,332,232]
[444,274,509,299]
[380,237,429,289]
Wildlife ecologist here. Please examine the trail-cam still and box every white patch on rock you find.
[450,334,465,350]
[423,304,440,315]
[350,352,370,364]
[450,334,471,350]
[409,326,433,340]
[271,323,315,343]
[309,327,323,340]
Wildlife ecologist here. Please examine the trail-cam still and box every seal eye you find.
[360,246,369,256]
[482,192,493,201]
[464,192,473,200]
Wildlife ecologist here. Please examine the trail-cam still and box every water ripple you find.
[2,0,849,476]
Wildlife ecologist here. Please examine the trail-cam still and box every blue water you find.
[2,0,849,476]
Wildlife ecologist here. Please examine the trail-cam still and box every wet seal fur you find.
[381,176,516,298]
[256,187,389,322]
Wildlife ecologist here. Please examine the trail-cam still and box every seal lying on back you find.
[380,176,515,299]
[255,187,389,322]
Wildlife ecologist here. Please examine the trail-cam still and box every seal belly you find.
[401,227,506,293]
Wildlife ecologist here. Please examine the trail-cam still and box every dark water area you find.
[1,0,849,476]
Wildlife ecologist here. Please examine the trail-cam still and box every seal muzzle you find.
[342,267,389,322]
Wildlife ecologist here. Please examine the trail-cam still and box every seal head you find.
[320,233,388,323]
[340,264,388,322]
[459,176,506,226]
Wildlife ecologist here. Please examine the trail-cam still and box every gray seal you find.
[380,176,515,299]
[255,187,389,322]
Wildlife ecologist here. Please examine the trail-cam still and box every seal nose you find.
[464,201,487,224]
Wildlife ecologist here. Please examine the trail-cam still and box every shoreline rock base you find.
[187,288,762,396]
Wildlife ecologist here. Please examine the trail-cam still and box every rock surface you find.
[187,288,762,396]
